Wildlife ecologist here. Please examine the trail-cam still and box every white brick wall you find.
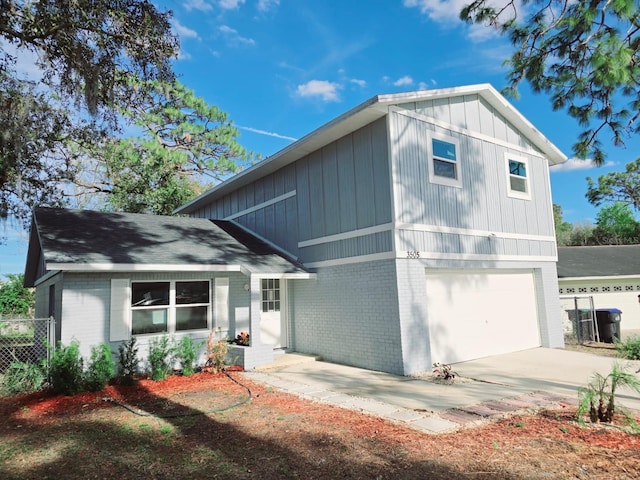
[291,259,405,375]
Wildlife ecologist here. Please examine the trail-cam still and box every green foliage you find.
[49,341,85,396]
[0,274,35,316]
[592,202,640,245]
[204,330,228,373]
[586,159,640,212]
[77,79,252,215]
[461,1,640,163]
[577,363,640,424]
[553,204,573,246]
[0,0,177,225]
[616,335,640,360]
[0,360,46,396]
[85,343,115,391]
[174,336,203,376]
[117,337,139,385]
[148,335,174,381]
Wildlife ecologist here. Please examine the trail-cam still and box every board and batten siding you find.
[391,96,556,260]
[190,117,393,265]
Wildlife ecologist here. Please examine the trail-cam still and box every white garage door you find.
[426,270,541,365]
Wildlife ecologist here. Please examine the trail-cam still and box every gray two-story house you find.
[26,84,567,375]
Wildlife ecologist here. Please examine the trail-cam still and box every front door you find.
[260,278,286,348]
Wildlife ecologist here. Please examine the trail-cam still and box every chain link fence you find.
[559,296,600,344]
[0,316,55,372]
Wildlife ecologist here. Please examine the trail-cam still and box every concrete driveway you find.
[243,347,640,433]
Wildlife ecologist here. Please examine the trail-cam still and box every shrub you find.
[117,337,139,385]
[204,330,227,373]
[0,360,46,395]
[577,363,640,424]
[148,335,173,381]
[85,343,115,391]
[49,340,85,395]
[174,336,202,376]
[616,335,640,360]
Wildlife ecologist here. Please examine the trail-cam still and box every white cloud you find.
[296,80,341,102]
[177,50,192,60]
[404,0,519,41]
[257,0,279,11]
[350,78,367,88]
[238,125,297,141]
[403,0,470,23]
[219,25,256,46]
[171,19,200,40]
[219,0,245,9]
[418,81,428,90]
[550,158,617,172]
[183,0,213,12]
[393,75,414,87]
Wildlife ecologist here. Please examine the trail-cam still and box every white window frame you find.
[505,153,531,200]
[261,278,281,313]
[427,131,462,188]
[130,280,212,336]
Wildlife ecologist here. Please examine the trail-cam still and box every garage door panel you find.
[427,271,540,364]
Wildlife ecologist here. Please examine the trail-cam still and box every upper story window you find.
[131,280,210,335]
[505,153,531,200]
[428,132,462,188]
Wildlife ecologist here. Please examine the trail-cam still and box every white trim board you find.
[559,275,640,282]
[297,222,555,249]
[391,107,548,161]
[298,223,394,248]
[224,190,296,221]
[395,223,556,243]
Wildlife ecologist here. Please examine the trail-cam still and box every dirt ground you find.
[1,364,639,480]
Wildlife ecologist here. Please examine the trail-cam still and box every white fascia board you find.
[175,84,566,214]
[249,272,317,280]
[48,263,247,273]
[559,275,640,282]
[380,84,567,166]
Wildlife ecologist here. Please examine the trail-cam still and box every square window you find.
[132,309,167,335]
[176,306,208,331]
[505,154,531,200]
[427,132,462,188]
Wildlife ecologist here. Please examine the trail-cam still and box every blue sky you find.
[2,0,639,277]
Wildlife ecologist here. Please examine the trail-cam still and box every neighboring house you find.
[25,84,567,375]
[558,245,640,335]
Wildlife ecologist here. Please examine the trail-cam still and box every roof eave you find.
[176,84,567,214]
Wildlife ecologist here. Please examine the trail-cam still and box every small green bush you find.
[117,337,139,385]
[0,360,46,395]
[85,343,115,391]
[148,335,173,381]
[49,340,85,395]
[174,336,202,376]
[616,335,640,360]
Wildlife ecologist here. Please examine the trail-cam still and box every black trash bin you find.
[595,308,622,343]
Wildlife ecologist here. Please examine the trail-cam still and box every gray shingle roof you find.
[557,245,640,278]
[25,207,309,284]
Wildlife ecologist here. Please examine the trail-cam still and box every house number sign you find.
[406,250,420,259]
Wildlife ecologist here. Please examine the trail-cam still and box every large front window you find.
[131,281,210,335]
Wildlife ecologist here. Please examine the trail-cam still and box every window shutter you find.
[110,279,131,341]
[214,277,229,331]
